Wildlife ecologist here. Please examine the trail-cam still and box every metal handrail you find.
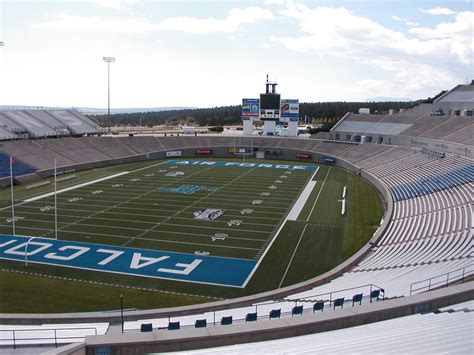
[285,283,385,304]
[0,326,99,349]
[410,264,473,295]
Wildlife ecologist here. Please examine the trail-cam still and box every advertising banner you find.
[166,151,182,157]
[241,99,259,117]
[281,99,299,119]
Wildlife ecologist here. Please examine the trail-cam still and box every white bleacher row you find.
[288,258,472,300]
[0,323,108,347]
[183,303,474,354]
[367,152,472,187]
[355,231,472,271]
[0,110,98,139]
[392,186,472,220]
[380,204,471,245]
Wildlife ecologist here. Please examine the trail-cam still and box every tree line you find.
[92,100,420,128]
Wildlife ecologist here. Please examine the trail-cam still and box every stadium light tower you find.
[103,56,116,134]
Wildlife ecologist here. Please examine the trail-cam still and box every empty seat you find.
[245,313,258,322]
[140,323,153,332]
[167,321,180,330]
[269,309,281,319]
[313,301,324,313]
[292,305,303,316]
[195,319,207,328]
[221,316,233,325]
[370,289,381,302]
[334,298,345,309]
[352,293,363,306]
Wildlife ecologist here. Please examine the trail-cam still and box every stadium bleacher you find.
[0,109,99,140]
[0,152,37,178]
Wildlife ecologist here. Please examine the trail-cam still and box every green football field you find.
[0,158,383,312]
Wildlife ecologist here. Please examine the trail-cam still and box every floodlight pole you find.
[120,294,124,333]
[54,158,58,240]
[103,56,116,134]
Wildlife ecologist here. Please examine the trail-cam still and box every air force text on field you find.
[167,160,317,170]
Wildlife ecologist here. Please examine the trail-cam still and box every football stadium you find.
[0,81,472,354]
[1,1,473,353]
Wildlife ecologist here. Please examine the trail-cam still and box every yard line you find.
[39,165,213,239]
[278,224,308,288]
[4,226,261,251]
[306,167,332,222]
[133,165,260,243]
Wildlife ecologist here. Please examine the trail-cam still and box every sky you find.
[0,0,472,108]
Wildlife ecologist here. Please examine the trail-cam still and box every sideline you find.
[22,160,170,204]
[241,166,319,288]
[286,168,319,221]
[23,172,130,203]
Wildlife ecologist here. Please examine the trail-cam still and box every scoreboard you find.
[259,93,281,120]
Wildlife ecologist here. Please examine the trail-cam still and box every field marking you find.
[134,165,260,244]
[39,163,211,239]
[241,166,318,288]
[22,172,131,203]
[306,167,332,222]
[278,224,308,288]
[287,169,320,221]
[2,225,261,252]
[0,268,223,300]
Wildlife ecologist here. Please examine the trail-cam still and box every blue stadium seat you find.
[195,319,207,328]
[269,309,281,319]
[221,316,233,325]
[333,298,345,309]
[245,312,257,322]
[352,293,363,306]
[292,305,303,316]
[140,323,153,332]
[0,153,37,178]
[167,321,180,330]
[313,301,324,313]
[370,289,381,303]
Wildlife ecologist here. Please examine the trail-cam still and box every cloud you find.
[32,14,157,33]
[270,2,472,98]
[157,7,274,34]
[421,7,456,15]
[32,7,274,35]
[392,15,418,26]
[409,11,473,63]
[88,0,139,10]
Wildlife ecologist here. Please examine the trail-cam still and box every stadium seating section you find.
[0,110,99,140]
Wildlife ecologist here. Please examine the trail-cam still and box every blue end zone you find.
[0,235,257,288]
[167,160,318,171]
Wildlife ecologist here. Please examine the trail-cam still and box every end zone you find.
[0,235,256,288]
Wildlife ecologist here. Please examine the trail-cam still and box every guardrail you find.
[0,326,99,348]
[410,264,473,296]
